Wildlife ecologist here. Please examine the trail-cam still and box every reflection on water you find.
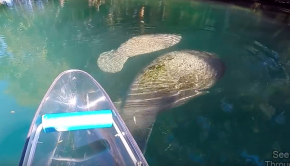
[0,81,34,165]
[1,0,290,165]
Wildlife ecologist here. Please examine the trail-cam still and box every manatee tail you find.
[113,99,153,154]
[118,105,157,154]
[97,50,129,73]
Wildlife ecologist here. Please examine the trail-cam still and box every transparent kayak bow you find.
[19,69,148,166]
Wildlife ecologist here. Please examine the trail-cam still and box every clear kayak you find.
[19,69,148,166]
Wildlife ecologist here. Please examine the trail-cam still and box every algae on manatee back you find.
[134,50,223,94]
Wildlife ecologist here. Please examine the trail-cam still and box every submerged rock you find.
[97,34,182,73]
[117,50,225,153]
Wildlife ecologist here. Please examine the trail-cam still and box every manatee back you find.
[116,34,182,57]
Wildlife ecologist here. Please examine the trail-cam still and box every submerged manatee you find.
[116,50,225,153]
[97,34,182,73]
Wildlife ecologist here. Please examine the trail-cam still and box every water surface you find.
[1,0,290,165]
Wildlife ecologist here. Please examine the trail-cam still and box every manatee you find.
[116,50,225,153]
[97,34,182,73]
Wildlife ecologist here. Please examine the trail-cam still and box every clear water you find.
[1,0,290,165]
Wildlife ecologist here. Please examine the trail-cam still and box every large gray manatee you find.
[115,50,225,153]
[97,34,182,73]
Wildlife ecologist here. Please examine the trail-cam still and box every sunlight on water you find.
[1,0,290,165]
